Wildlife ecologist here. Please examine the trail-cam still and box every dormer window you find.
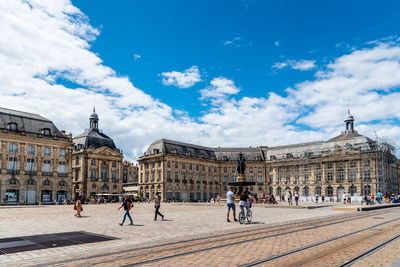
[41,128,51,136]
[153,149,159,154]
[7,123,17,131]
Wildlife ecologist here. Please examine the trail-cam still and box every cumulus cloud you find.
[160,66,201,88]
[1,0,400,161]
[133,54,141,60]
[274,41,280,47]
[272,59,316,71]
[199,77,240,100]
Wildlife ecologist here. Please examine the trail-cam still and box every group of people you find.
[362,192,400,205]
[117,192,165,226]
[73,192,166,225]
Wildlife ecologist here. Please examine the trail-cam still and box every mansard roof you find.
[142,139,264,161]
[0,107,68,139]
[73,129,117,150]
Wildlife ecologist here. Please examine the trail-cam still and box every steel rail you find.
[339,234,400,267]
[241,218,400,267]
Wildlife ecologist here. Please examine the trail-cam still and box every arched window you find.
[92,184,96,189]
[277,187,281,196]
[326,186,333,197]
[304,186,309,197]
[27,179,35,185]
[350,185,357,196]
[315,186,321,196]
[59,180,66,186]
[43,179,50,186]
[9,178,17,185]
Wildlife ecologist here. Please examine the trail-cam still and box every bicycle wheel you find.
[246,210,252,223]
[239,212,245,224]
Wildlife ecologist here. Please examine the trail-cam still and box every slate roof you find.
[142,139,264,161]
[73,129,117,150]
[0,107,67,139]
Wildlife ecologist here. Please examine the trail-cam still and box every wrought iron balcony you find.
[25,171,37,176]
[7,169,20,174]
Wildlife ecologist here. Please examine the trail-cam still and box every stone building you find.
[138,139,266,201]
[0,107,73,204]
[122,161,139,195]
[138,112,398,202]
[72,109,123,199]
[264,112,399,200]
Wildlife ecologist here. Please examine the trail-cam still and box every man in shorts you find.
[226,187,237,222]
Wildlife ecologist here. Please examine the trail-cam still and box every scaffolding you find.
[374,134,398,194]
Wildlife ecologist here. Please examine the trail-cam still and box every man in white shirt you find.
[226,187,237,222]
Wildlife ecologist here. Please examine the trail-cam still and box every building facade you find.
[138,112,399,201]
[264,112,399,199]
[0,107,73,205]
[72,109,123,199]
[138,140,267,201]
[122,161,139,195]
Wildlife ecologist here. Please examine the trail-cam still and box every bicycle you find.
[239,201,252,224]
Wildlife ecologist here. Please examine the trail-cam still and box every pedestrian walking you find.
[74,195,83,218]
[226,187,237,222]
[342,192,347,204]
[118,195,133,226]
[315,194,319,204]
[321,195,325,203]
[154,192,164,221]
[288,191,293,206]
[294,190,299,206]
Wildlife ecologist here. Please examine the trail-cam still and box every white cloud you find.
[199,77,240,100]
[223,36,241,46]
[133,54,141,60]
[160,66,201,88]
[1,0,400,161]
[274,41,280,47]
[272,59,316,71]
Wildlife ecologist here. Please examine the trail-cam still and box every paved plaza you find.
[0,203,399,266]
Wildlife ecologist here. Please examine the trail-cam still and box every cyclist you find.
[239,191,251,217]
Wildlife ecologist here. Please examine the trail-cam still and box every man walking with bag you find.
[154,192,164,221]
[118,194,133,226]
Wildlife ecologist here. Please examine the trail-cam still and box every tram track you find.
[339,233,400,267]
[87,208,399,266]
[241,218,400,267]
[35,207,400,266]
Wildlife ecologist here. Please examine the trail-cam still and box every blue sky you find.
[1,0,400,160]
[73,0,400,118]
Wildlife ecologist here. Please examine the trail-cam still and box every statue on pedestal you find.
[236,153,246,175]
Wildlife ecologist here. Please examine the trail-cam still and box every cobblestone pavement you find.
[0,203,399,266]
